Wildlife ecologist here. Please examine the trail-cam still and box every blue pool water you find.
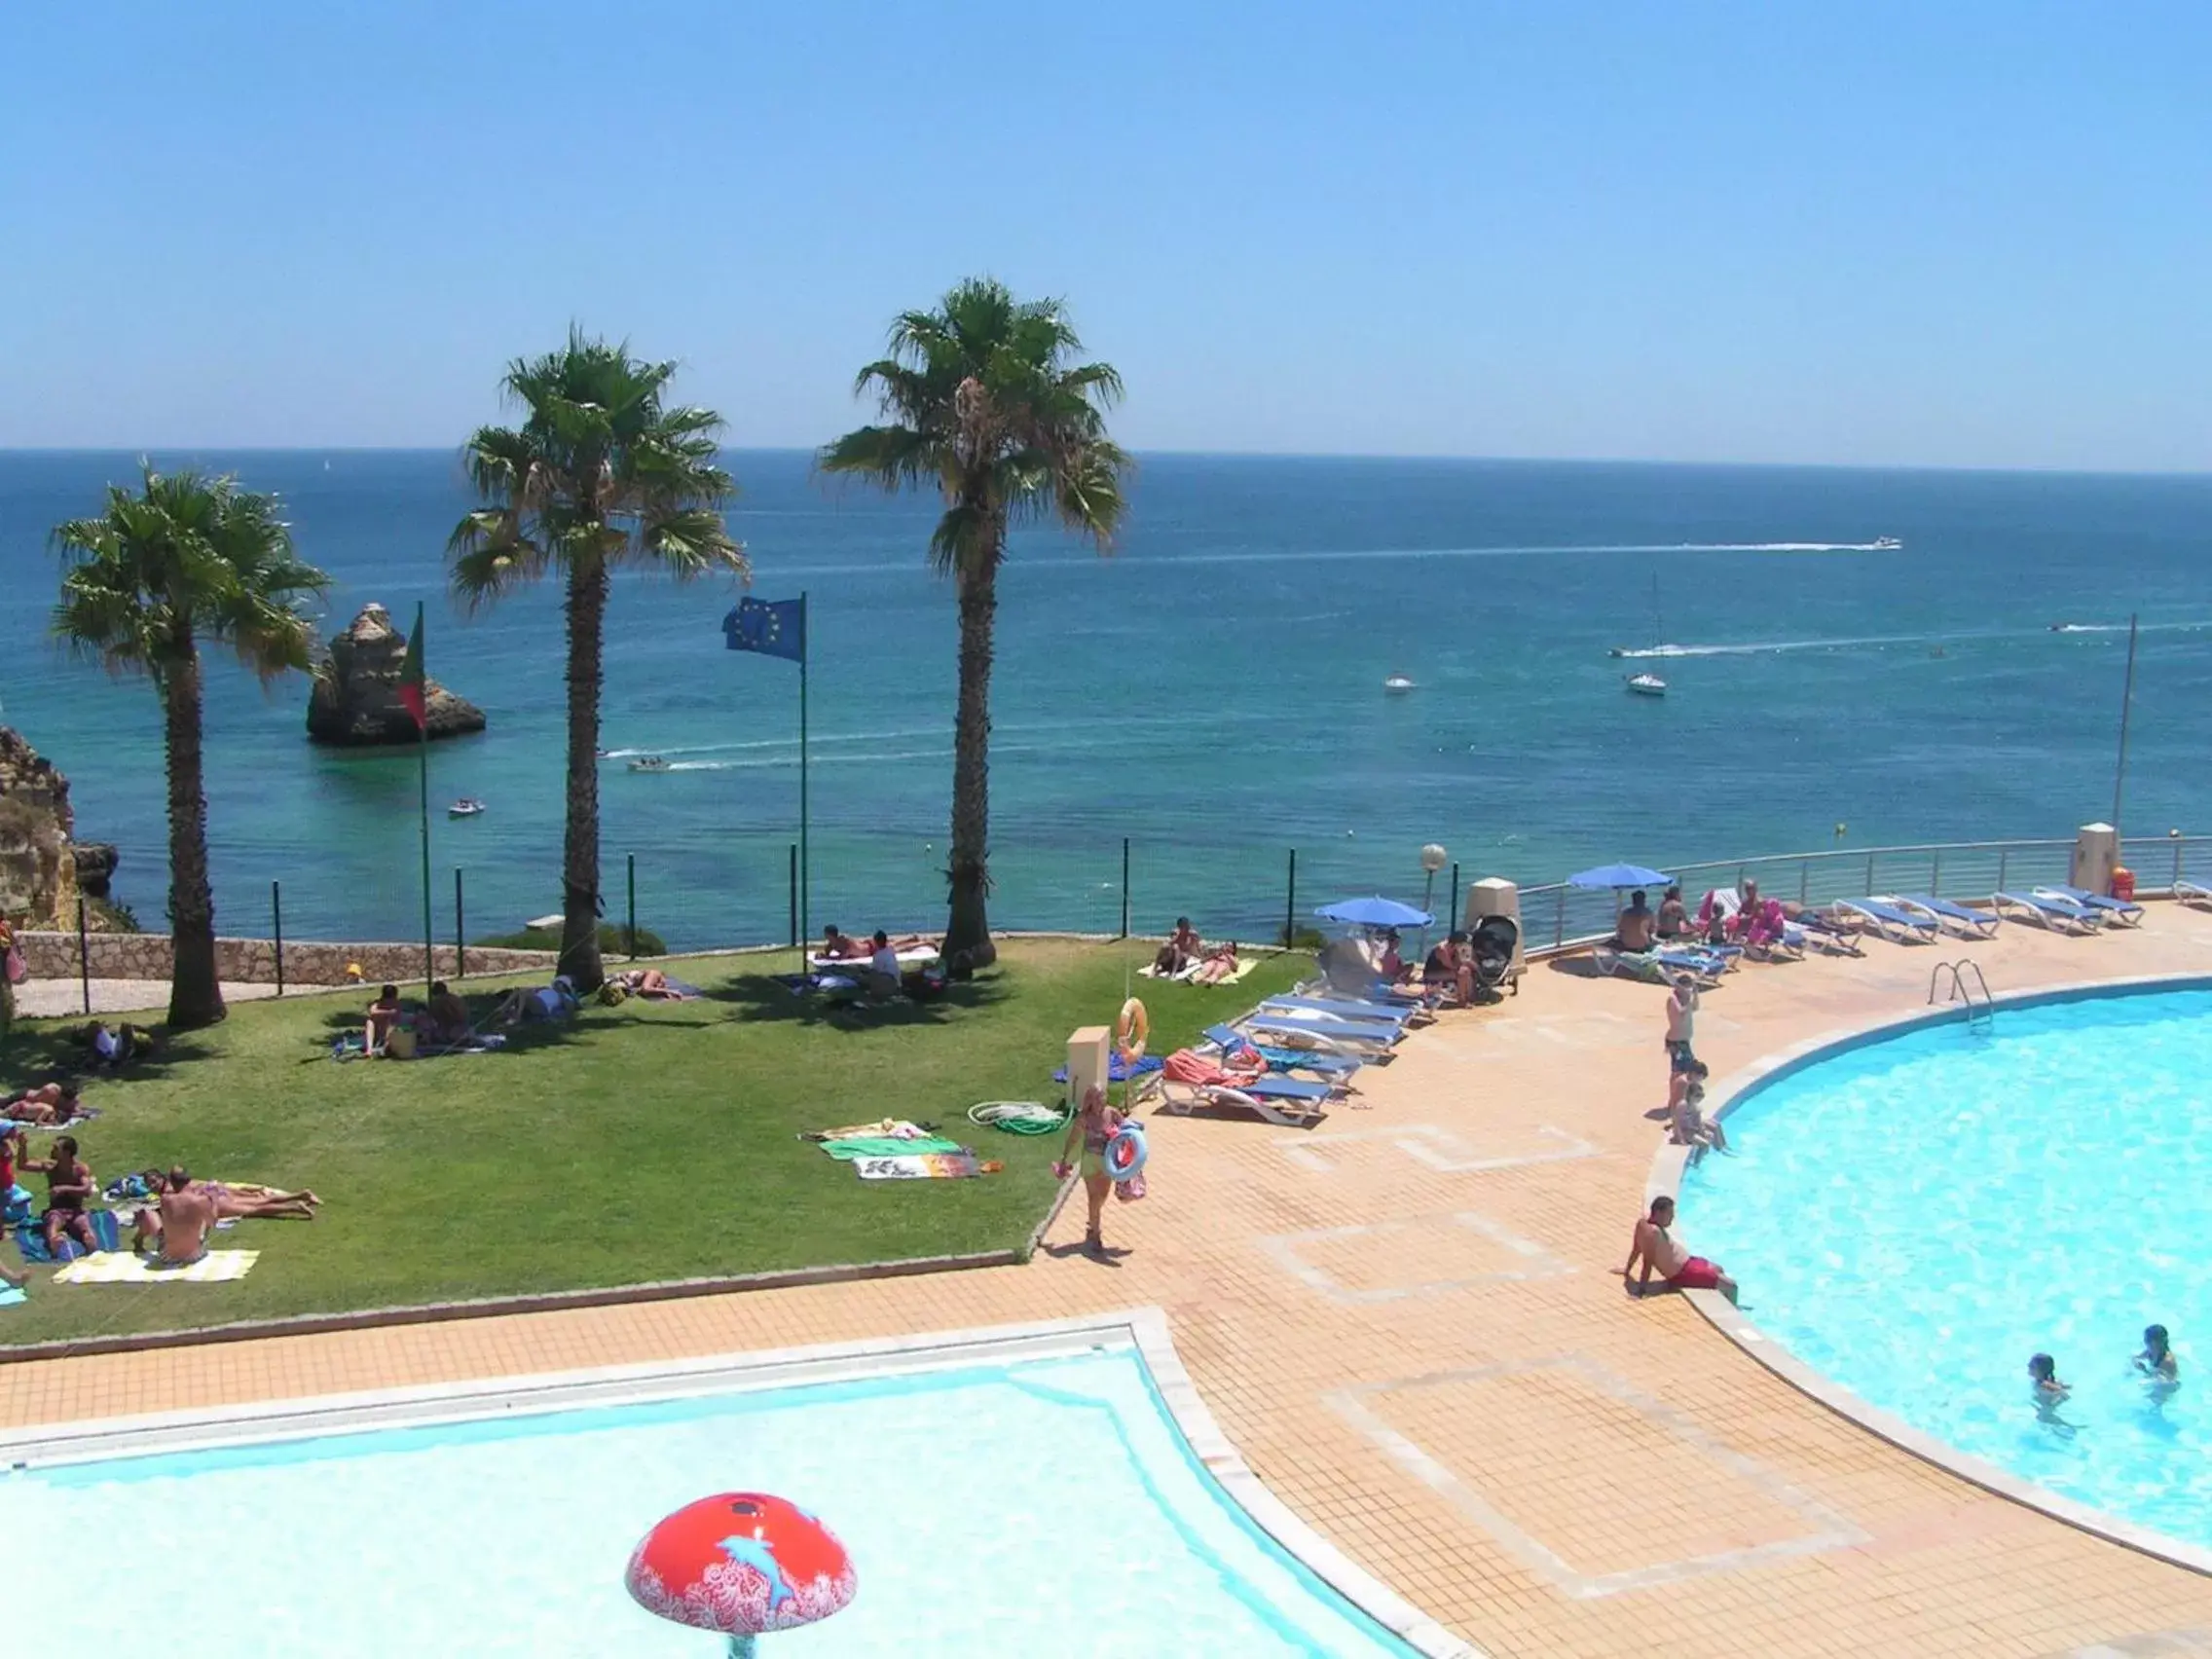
[1682,984,2212,1551]
[11,1346,1411,1656]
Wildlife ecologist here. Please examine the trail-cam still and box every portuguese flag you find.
[398,602,427,732]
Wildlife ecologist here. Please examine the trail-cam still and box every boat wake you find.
[1609,633,1931,658]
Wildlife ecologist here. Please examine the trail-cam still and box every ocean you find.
[2,451,2207,953]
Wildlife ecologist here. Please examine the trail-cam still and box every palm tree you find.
[52,466,331,1029]
[820,278,1129,966]
[450,330,745,991]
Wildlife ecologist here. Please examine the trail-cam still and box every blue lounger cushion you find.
[1262,995,1416,1023]
[1052,1054,1165,1084]
[1241,1012,1400,1045]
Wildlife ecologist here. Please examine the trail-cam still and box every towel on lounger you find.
[1051,1054,1164,1084]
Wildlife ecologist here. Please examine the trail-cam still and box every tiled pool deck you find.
[9,907,2212,1657]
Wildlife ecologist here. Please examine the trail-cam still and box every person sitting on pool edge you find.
[1619,1195,1738,1305]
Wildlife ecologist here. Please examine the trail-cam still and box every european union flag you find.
[723,596,805,663]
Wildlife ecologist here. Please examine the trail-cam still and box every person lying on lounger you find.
[2,1081,85,1125]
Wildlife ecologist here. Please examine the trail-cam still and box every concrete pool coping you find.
[1648,969,2212,1581]
[0,1306,1477,1659]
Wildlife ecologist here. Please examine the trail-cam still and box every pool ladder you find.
[1929,959,1993,1031]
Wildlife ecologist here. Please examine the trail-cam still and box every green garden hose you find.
[969,1100,1069,1135]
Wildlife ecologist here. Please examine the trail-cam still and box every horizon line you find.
[3,446,2209,483]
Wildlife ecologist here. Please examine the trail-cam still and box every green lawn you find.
[0,940,1309,1347]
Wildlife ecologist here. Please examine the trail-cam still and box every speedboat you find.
[1383,673,1415,694]
[1870,536,1902,550]
[1625,672,1667,697]
[628,756,672,773]
[447,797,485,818]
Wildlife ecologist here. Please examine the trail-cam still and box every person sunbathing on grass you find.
[2,1081,85,1125]
[365,984,404,1053]
[1154,917,1202,977]
[493,976,581,1026]
[132,1171,317,1256]
[820,924,866,961]
[1188,941,1241,985]
[424,980,471,1043]
[135,1167,217,1267]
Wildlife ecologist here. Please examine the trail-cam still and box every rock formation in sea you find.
[0,726,85,927]
[306,603,487,746]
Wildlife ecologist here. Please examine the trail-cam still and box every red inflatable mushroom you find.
[626,1492,856,1657]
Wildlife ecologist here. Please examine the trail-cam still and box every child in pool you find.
[2135,1324,2179,1383]
[2028,1352,2070,1403]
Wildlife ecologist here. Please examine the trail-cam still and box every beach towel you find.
[1162,1048,1266,1088]
[819,1135,968,1161]
[1051,1054,1165,1085]
[854,1154,1003,1180]
[54,1248,258,1285]
[0,1285,23,1309]
[1,1107,100,1133]
[3,1184,33,1225]
[801,1118,936,1144]
[15,1208,125,1264]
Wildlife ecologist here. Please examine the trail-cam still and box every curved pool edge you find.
[0,1307,1480,1659]
[1650,970,2212,1581]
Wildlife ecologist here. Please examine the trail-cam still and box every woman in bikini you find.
[1053,1085,1124,1255]
[1188,940,1241,985]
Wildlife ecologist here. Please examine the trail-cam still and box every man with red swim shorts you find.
[1619,1195,1738,1306]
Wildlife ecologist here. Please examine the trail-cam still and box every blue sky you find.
[3,2,2206,468]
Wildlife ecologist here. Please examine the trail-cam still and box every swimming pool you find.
[1,1321,1425,1656]
[1681,982,2212,1557]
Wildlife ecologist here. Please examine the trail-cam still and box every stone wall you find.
[15,932,558,987]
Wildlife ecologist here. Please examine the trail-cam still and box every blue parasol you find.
[1314,896,1434,928]
[1567,864,1673,890]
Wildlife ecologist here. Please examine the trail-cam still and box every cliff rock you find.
[307,603,487,746]
[0,727,79,926]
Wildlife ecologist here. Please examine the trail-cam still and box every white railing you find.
[1514,834,2204,954]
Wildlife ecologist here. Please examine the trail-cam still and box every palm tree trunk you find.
[944,546,999,967]
[559,557,609,991]
[160,646,225,1029]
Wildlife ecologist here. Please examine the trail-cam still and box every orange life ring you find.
[1116,997,1149,1063]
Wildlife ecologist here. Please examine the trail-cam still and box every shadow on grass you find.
[3,1018,218,1091]
[700,973,1007,1029]
[299,989,656,1063]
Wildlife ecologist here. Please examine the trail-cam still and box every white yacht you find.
[1625,672,1668,697]
[1383,673,1415,694]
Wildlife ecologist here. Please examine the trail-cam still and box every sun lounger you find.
[1239,1010,1402,1048]
[2037,884,2143,928]
[1796,910,1866,955]
[1993,891,2099,934]
[1593,944,1725,986]
[1837,899,1940,944]
[1204,1025,1363,1078]
[1885,895,1999,940]
[1157,1076,1327,1127]
[1260,994,1423,1026]
[2178,879,2212,909]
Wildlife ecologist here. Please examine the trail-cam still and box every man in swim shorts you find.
[1619,1195,1737,1305]
[21,1134,97,1258]
[146,1166,216,1267]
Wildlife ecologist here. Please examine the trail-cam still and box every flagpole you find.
[798,590,810,954]
[414,602,434,991]
[2112,610,2138,835]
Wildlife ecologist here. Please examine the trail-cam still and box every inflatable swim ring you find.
[1104,1123,1148,1180]
[1116,996,1149,1063]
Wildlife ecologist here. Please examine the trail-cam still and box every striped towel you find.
[16,1208,124,1263]
[54,1249,258,1285]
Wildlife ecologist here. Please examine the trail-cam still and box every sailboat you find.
[1623,573,1668,696]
